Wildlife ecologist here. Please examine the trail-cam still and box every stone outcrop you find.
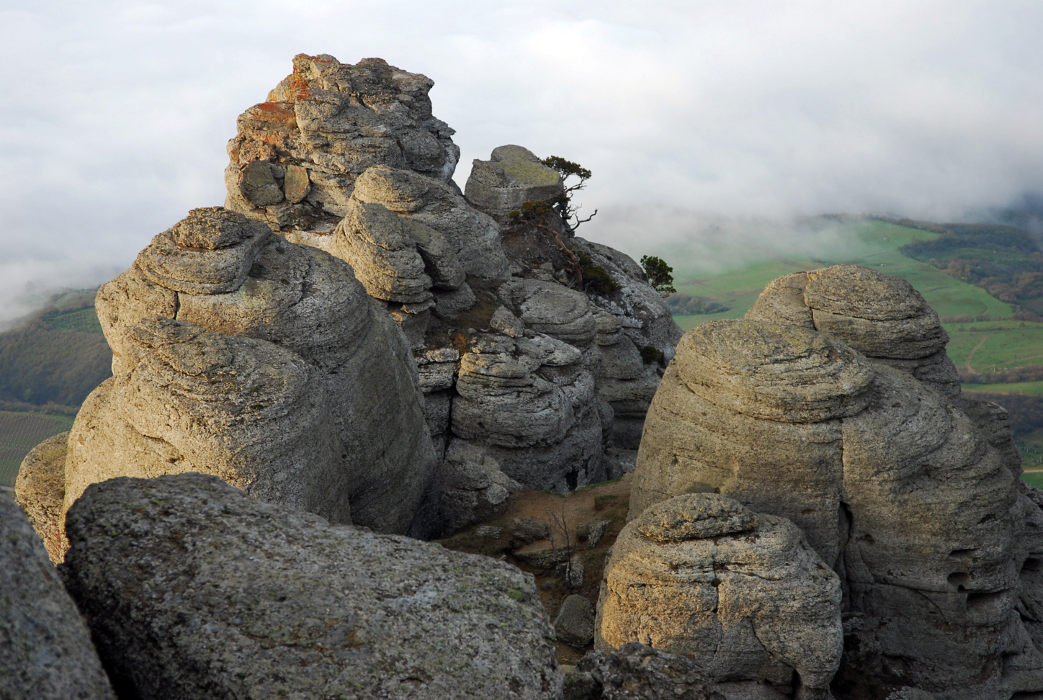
[225,54,459,242]
[20,206,440,560]
[61,473,562,699]
[220,54,681,510]
[14,432,68,562]
[627,266,1043,698]
[0,493,115,698]
[746,265,960,397]
[597,493,843,698]
[463,144,564,222]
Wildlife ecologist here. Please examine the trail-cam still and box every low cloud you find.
[2,1,1040,318]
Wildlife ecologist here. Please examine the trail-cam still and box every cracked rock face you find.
[61,473,562,699]
[596,493,843,698]
[628,266,1043,698]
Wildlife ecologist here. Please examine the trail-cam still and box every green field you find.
[671,220,1017,330]
[0,410,73,487]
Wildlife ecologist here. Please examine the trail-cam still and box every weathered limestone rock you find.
[555,594,595,648]
[61,473,562,699]
[225,54,459,239]
[464,144,564,221]
[629,267,1043,697]
[452,330,605,491]
[598,494,843,698]
[65,207,440,540]
[1,494,115,699]
[14,432,68,563]
[564,643,733,700]
[65,318,346,524]
[438,440,519,533]
[746,265,960,397]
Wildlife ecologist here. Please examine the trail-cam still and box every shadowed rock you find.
[1,494,115,698]
[61,473,562,699]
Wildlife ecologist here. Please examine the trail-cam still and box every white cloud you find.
[0,1,1041,324]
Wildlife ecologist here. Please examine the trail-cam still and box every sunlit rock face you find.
[222,54,682,520]
[597,493,843,699]
[626,266,1043,698]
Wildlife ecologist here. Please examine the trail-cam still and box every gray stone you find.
[61,473,562,699]
[464,145,564,221]
[239,160,284,206]
[598,493,843,697]
[565,643,732,700]
[555,594,595,648]
[0,494,115,699]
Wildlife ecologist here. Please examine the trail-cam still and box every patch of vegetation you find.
[666,293,729,316]
[540,155,597,230]
[0,410,74,487]
[639,255,676,296]
[0,291,111,408]
[901,222,1043,316]
[573,249,619,296]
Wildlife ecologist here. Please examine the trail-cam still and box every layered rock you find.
[0,493,115,698]
[225,54,459,241]
[20,207,440,559]
[746,265,960,397]
[220,54,681,509]
[61,473,563,699]
[628,266,1043,698]
[463,144,564,222]
[597,493,843,698]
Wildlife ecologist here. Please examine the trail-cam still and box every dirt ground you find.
[437,472,633,664]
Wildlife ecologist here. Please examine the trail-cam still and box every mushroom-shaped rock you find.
[225,54,460,237]
[61,473,562,699]
[1,494,115,699]
[746,265,959,397]
[596,493,843,698]
[464,145,565,221]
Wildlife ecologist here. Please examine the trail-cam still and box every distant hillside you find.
[0,289,111,409]
[899,220,1043,316]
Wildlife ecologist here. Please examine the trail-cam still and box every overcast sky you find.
[1,1,1041,324]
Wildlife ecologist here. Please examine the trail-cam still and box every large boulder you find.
[0,494,115,699]
[628,266,1043,697]
[463,144,564,222]
[597,493,843,698]
[14,432,68,562]
[61,473,563,699]
[19,207,440,554]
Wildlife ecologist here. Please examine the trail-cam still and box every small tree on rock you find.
[541,155,597,231]
[640,255,677,296]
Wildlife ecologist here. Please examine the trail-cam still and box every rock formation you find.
[0,493,115,698]
[220,54,681,508]
[597,493,843,698]
[20,206,440,560]
[623,265,1043,698]
[60,473,563,698]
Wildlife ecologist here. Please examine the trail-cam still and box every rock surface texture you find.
[626,265,1043,698]
[20,206,440,560]
[219,53,681,514]
[0,494,115,699]
[597,493,843,699]
[60,473,562,699]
